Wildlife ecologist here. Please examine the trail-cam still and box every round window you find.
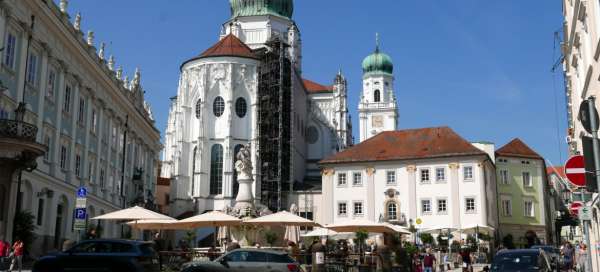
[306,126,319,144]
[235,98,247,118]
[213,96,225,117]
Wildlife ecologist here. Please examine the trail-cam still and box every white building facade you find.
[0,0,161,256]
[161,0,353,218]
[320,127,498,235]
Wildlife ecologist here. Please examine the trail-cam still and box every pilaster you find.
[366,167,376,221]
[449,163,461,229]
[35,50,49,143]
[407,165,417,220]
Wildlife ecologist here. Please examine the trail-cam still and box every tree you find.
[419,233,434,245]
[13,211,36,252]
[185,230,197,248]
[264,230,278,248]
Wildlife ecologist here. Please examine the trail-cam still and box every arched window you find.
[192,146,197,195]
[235,98,247,118]
[213,96,225,117]
[210,144,224,195]
[195,99,202,118]
[387,202,397,220]
[374,89,381,102]
[232,144,244,197]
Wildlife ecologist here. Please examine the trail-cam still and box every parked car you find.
[531,245,561,269]
[491,249,553,272]
[32,239,159,272]
[181,248,300,272]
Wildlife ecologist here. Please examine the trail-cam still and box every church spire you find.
[375,32,380,53]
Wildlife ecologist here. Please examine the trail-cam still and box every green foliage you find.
[394,245,411,269]
[502,234,515,249]
[419,233,434,245]
[478,232,492,242]
[402,241,418,255]
[408,224,417,234]
[354,229,369,244]
[437,234,449,248]
[185,230,197,247]
[264,230,278,247]
[13,210,36,252]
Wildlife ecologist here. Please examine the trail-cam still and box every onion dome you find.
[230,0,294,19]
[362,46,394,76]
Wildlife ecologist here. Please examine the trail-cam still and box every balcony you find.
[0,119,38,142]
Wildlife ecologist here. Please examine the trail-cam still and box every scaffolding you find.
[256,37,292,211]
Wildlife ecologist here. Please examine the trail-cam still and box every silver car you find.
[181,248,300,272]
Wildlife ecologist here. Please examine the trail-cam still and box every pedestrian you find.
[423,248,436,272]
[287,241,300,262]
[577,244,589,272]
[460,248,472,272]
[562,242,575,271]
[152,232,165,253]
[8,238,23,272]
[0,237,8,258]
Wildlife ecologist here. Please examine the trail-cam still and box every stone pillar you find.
[407,165,417,220]
[68,83,80,184]
[35,52,49,143]
[449,163,461,229]
[366,167,376,221]
[51,69,66,176]
[321,168,335,225]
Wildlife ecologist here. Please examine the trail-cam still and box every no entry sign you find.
[565,156,587,187]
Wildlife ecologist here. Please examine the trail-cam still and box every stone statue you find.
[132,68,141,88]
[74,13,81,31]
[123,76,130,89]
[60,0,68,14]
[116,66,123,79]
[234,143,252,179]
[98,42,105,60]
[290,203,298,214]
[108,56,115,71]
[87,31,94,46]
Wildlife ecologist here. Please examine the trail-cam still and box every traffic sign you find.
[75,208,87,220]
[580,206,593,221]
[570,202,584,217]
[579,100,599,134]
[416,218,422,225]
[565,156,587,187]
[77,187,87,198]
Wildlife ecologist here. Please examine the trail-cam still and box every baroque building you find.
[0,0,161,256]
[161,0,354,217]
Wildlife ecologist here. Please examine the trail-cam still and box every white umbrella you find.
[174,211,242,229]
[383,223,411,235]
[244,211,319,227]
[126,219,184,230]
[420,227,457,234]
[302,228,339,237]
[460,224,494,235]
[284,225,301,244]
[326,219,396,233]
[92,206,174,221]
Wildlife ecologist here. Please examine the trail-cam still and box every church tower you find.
[358,35,398,142]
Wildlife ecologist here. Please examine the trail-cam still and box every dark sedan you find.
[32,239,159,272]
[491,249,553,272]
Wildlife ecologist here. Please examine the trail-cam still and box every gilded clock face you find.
[372,115,384,128]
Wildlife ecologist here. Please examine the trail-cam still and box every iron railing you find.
[0,119,38,141]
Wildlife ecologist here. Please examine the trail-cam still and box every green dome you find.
[230,0,294,19]
[362,48,394,75]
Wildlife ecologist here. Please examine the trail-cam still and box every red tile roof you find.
[320,127,486,164]
[495,138,543,160]
[303,79,333,93]
[199,34,257,59]
[547,166,566,179]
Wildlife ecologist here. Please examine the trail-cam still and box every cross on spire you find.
[375,32,380,52]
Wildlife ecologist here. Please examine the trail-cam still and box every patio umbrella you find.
[325,219,396,233]
[92,206,174,221]
[126,219,184,230]
[383,223,412,235]
[244,211,319,227]
[302,228,339,237]
[284,225,301,244]
[460,224,494,235]
[420,227,457,234]
[173,211,242,229]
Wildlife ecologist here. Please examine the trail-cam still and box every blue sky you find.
[67,1,567,164]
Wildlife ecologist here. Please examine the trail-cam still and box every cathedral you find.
[161,0,398,217]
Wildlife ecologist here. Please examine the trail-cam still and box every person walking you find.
[423,249,436,272]
[562,242,575,272]
[577,244,589,272]
[8,239,23,272]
